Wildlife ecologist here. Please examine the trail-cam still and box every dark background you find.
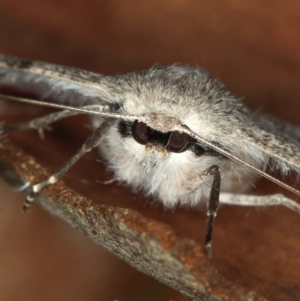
[0,1,300,300]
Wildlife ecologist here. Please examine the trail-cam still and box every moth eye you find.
[132,120,148,145]
[167,131,190,153]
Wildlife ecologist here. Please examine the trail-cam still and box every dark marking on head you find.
[118,120,133,137]
[187,142,223,158]
[187,143,207,156]
[147,127,170,147]
[118,119,228,158]
[109,102,122,112]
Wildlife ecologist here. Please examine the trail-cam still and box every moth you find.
[0,53,299,253]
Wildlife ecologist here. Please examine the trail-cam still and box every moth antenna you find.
[0,93,139,121]
[182,127,300,198]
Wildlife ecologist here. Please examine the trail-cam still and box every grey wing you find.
[241,113,300,173]
[0,54,119,107]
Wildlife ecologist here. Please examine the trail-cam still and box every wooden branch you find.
[0,141,269,301]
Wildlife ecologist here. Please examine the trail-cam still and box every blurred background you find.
[0,1,300,300]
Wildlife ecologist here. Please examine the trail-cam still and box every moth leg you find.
[187,165,221,256]
[1,104,108,139]
[220,192,300,213]
[23,120,112,212]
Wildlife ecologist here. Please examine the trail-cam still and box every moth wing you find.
[241,113,300,173]
[0,54,118,107]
